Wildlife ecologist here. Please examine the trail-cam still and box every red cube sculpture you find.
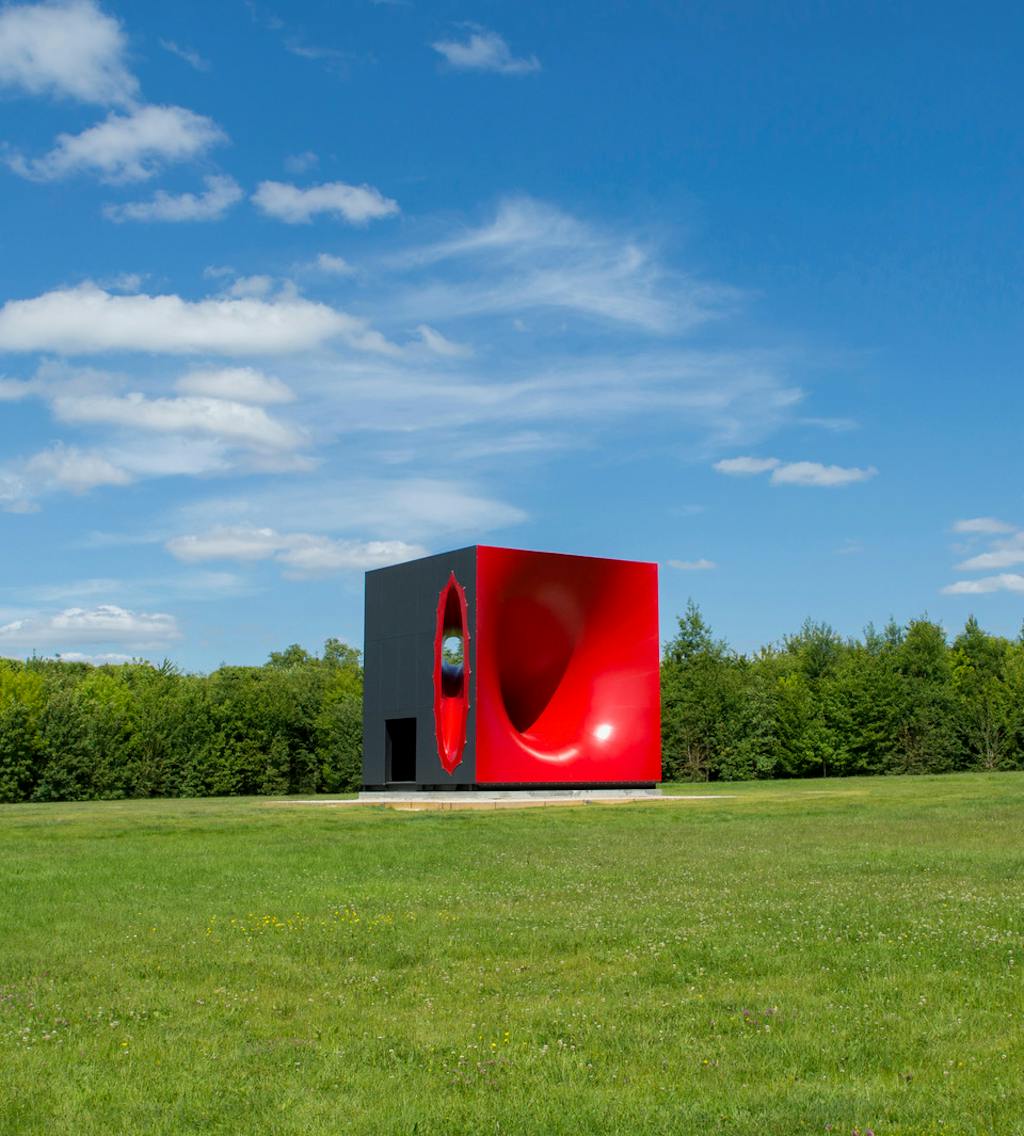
[363,545,661,789]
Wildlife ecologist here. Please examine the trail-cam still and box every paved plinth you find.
[272,790,733,811]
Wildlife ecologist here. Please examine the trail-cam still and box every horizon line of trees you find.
[661,603,1024,781]
[1,609,1023,803]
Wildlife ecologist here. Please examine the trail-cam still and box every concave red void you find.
[433,572,470,775]
[475,547,661,783]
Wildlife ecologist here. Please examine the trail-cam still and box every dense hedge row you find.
[662,604,1024,781]
[2,610,1022,803]
[0,640,362,803]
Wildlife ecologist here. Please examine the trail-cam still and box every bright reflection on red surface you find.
[433,572,470,775]
[475,547,660,784]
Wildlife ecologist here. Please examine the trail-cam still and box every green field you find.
[1,775,1022,1135]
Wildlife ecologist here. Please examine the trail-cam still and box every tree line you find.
[1,608,1022,803]
[0,640,362,803]
[661,603,1024,781]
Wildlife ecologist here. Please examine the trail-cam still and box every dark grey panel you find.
[363,546,477,789]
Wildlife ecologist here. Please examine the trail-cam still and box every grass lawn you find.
[1,773,1022,1135]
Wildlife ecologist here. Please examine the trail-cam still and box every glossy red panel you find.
[474,546,661,784]
[433,572,470,775]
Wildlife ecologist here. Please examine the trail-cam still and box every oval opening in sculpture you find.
[433,573,470,774]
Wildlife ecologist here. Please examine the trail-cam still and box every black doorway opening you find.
[386,718,417,782]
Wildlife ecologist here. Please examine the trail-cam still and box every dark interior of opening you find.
[439,584,466,697]
[386,717,417,782]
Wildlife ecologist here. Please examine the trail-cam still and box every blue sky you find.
[1,0,1022,670]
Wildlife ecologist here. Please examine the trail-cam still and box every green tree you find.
[661,602,742,781]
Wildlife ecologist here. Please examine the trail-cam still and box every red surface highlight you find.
[433,572,470,775]
[475,546,661,784]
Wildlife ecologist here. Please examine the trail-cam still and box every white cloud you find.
[175,366,294,405]
[668,558,717,571]
[410,198,585,263]
[284,150,318,175]
[57,651,136,664]
[103,175,242,222]
[0,378,32,400]
[96,436,233,478]
[101,271,145,292]
[416,323,472,358]
[0,469,33,512]
[166,526,426,577]
[24,442,132,491]
[0,0,137,105]
[160,39,209,72]
[277,536,425,576]
[0,604,181,648]
[952,517,1015,535]
[53,392,303,450]
[769,461,877,488]
[458,431,571,460]
[10,104,225,182]
[252,180,399,224]
[311,252,353,275]
[431,27,540,75]
[955,549,1024,571]
[798,416,859,432]
[952,529,1024,572]
[222,274,275,299]
[291,346,799,455]
[0,283,394,355]
[1,442,132,511]
[392,198,725,333]
[167,525,283,561]
[713,456,781,476]
[283,38,348,71]
[942,574,1024,596]
[178,477,528,542]
[713,455,877,487]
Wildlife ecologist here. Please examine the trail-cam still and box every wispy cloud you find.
[104,175,242,222]
[283,37,350,74]
[284,150,318,175]
[1,196,811,542]
[175,367,294,405]
[167,527,426,577]
[431,26,540,76]
[713,456,780,476]
[16,570,251,606]
[952,516,1015,535]
[388,197,733,333]
[159,38,210,72]
[415,324,472,358]
[941,518,1024,596]
[668,558,717,571]
[309,253,353,275]
[53,392,304,451]
[24,442,132,491]
[713,455,877,487]
[942,574,1024,595]
[177,477,528,542]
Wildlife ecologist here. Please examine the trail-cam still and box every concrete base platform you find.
[270,789,734,812]
[360,788,661,809]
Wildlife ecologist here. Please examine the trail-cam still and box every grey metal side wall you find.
[362,546,477,788]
